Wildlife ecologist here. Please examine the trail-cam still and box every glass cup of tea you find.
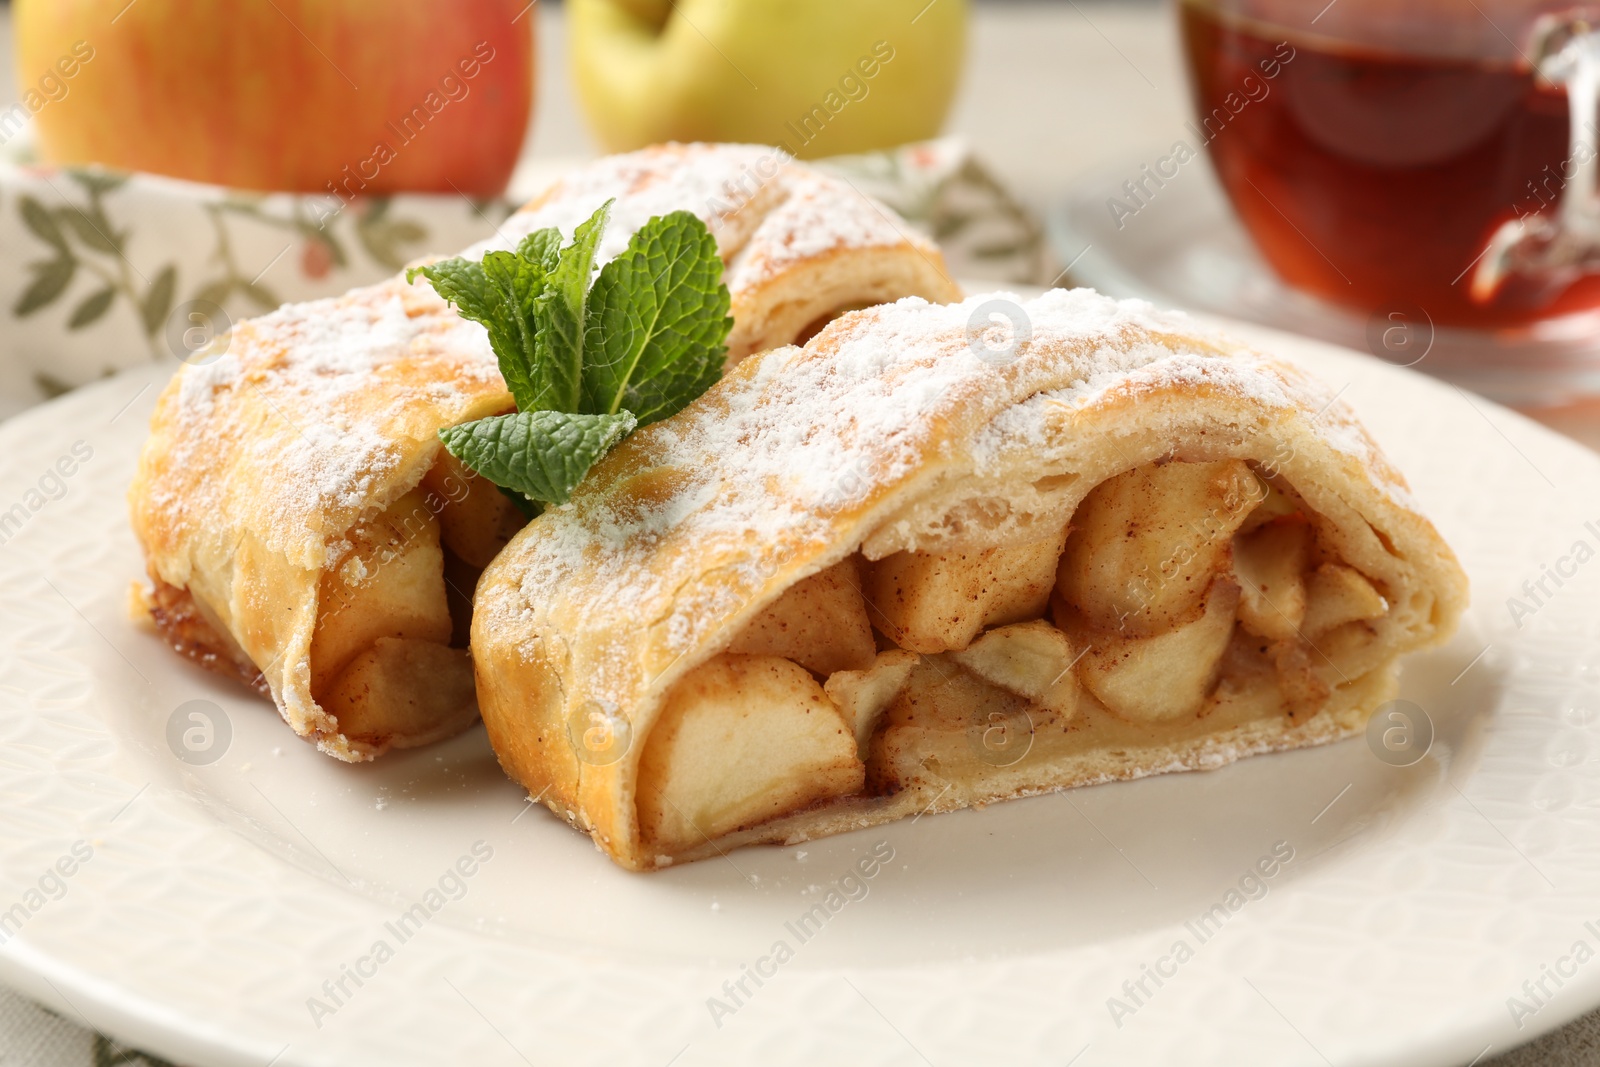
[1179,0,1600,330]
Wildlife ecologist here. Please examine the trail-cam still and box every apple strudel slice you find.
[128,143,959,761]
[471,288,1469,870]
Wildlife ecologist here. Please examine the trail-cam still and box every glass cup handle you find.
[1473,18,1600,305]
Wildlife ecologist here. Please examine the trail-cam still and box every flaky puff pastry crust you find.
[472,289,1469,870]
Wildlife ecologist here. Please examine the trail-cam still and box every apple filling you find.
[637,654,863,854]
[636,458,1394,852]
[309,451,525,749]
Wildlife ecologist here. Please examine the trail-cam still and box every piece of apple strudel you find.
[471,288,1469,870]
[128,143,960,761]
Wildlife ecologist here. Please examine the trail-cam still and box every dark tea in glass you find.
[1180,0,1600,328]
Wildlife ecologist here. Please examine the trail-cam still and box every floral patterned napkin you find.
[0,136,1053,418]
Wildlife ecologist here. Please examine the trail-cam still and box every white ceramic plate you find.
[0,321,1592,1067]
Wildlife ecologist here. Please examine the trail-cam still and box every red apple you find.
[13,0,534,197]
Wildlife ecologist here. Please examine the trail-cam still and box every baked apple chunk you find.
[308,487,476,745]
[1058,459,1263,635]
[322,638,477,747]
[310,488,455,696]
[948,620,1079,716]
[860,528,1070,653]
[727,558,876,675]
[867,658,1043,794]
[421,449,526,570]
[1302,563,1387,636]
[823,649,920,757]
[638,654,864,854]
[1069,578,1240,722]
[1234,518,1311,641]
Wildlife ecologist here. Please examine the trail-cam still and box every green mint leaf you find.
[580,210,731,425]
[546,201,611,316]
[478,249,554,409]
[405,257,482,314]
[517,227,562,272]
[439,409,637,506]
[407,256,544,411]
[416,205,732,514]
[531,200,611,413]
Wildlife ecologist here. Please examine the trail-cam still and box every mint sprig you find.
[439,410,636,506]
[408,202,731,509]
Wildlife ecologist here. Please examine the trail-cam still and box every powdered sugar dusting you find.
[971,303,1409,504]
[157,144,939,577]
[157,282,503,563]
[467,144,780,266]
[464,143,932,295]
[730,169,939,292]
[494,288,1414,667]
[469,297,920,635]
[182,287,425,421]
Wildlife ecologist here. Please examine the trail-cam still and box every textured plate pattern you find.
[0,318,1595,1066]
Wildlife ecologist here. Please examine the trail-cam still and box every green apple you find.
[570,0,968,159]
[14,0,534,196]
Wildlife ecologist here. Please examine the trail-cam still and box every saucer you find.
[1049,153,1600,407]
